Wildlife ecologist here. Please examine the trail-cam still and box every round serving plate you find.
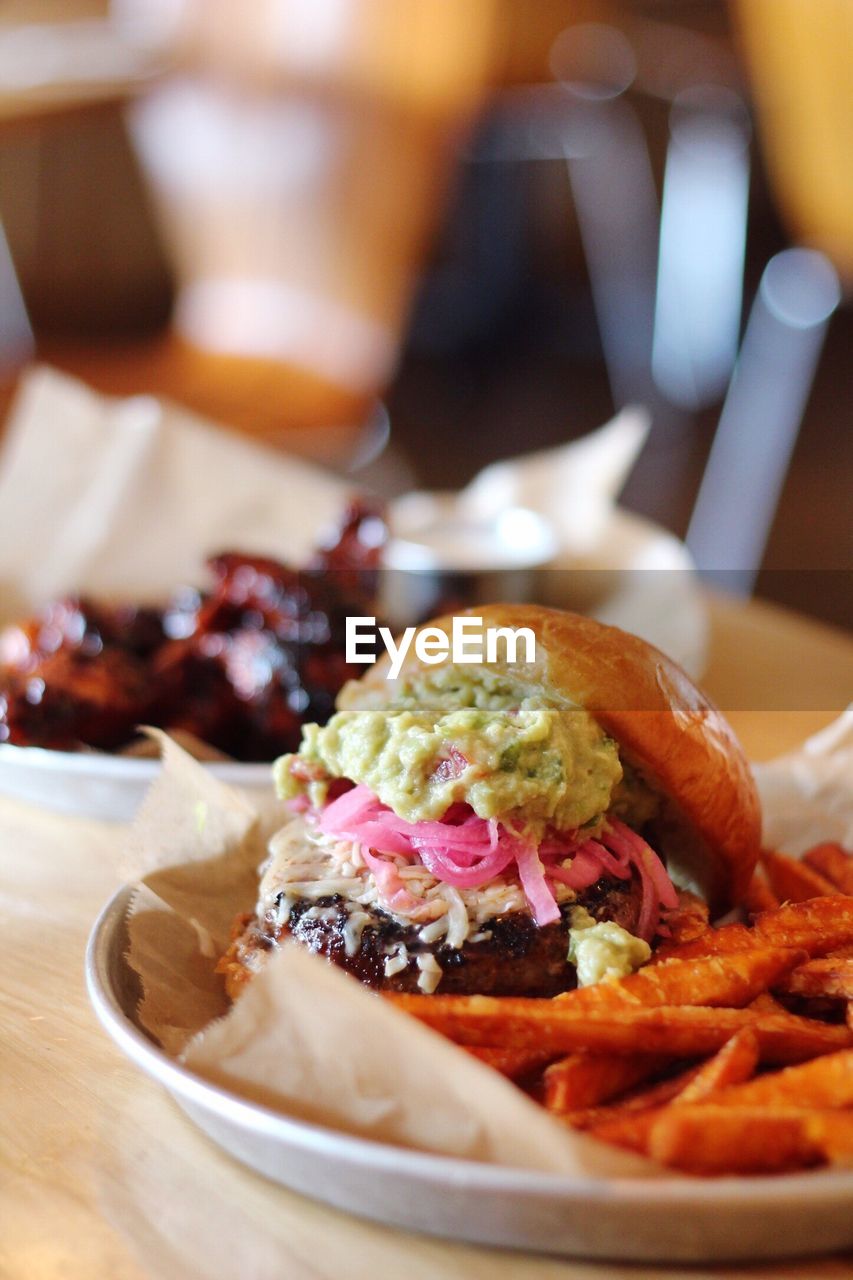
[86,885,853,1264]
[0,743,272,821]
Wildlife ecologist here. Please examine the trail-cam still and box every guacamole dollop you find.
[567,906,651,986]
[274,667,623,838]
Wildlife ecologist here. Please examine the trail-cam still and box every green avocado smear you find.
[274,666,654,841]
[568,906,652,986]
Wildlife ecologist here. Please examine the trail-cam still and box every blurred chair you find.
[444,16,843,592]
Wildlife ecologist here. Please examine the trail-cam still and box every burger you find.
[218,606,760,999]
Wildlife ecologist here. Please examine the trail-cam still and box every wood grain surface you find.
[1,595,851,1280]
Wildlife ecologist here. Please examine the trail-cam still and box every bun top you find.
[342,604,761,914]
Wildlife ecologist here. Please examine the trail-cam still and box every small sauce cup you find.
[382,502,558,626]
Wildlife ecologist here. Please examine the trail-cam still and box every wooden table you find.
[1,596,851,1280]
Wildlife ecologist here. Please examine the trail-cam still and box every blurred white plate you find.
[0,743,272,821]
[87,885,853,1264]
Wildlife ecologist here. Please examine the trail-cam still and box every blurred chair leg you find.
[541,23,660,410]
[0,218,33,376]
[686,248,841,595]
[652,87,750,411]
[565,94,660,411]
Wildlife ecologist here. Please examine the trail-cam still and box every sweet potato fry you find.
[748,992,789,1014]
[566,1066,702,1135]
[777,957,853,1000]
[543,1053,668,1113]
[815,1112,853,1165]
[761,849,840,903]
[464,1046,558,1081]
[581,1031,760,1150]
[675,887,710,916]
[751,896,853,955]
[727,1011,851,1064]
[679,1047,853,1110]
[554,947,803,1011]
[390,996,851,1061]
[586,1104,674,1154]
[647,1106,828,1175]
[588,1048,853,1164]
[742,871,780,915]
[672,1029,760,1105]
[663,891,711,946]
[803,842,853,896]
[651,922,756,963]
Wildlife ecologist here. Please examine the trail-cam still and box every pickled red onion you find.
[598,819,679,941]
[601,820,680,910]
[320,783,376,830]
[314,784,677,939]
[546,842,615,889]
[515,842,562,925]
[414,839,517,890]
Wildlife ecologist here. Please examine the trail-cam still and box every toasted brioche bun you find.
[340,604,761,915]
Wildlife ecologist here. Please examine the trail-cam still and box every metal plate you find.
[86,885,853,1263]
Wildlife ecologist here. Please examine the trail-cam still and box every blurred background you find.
[0,0,849,629]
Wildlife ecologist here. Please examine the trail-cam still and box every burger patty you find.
[219,872,644,998]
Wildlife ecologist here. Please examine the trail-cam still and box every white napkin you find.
[457,405,650,552]
[753,706,853,852]
[0,365,351,613]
